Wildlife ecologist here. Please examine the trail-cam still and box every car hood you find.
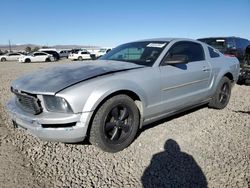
[11,60,145,95]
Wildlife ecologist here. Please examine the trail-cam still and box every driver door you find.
[159,41,211,112]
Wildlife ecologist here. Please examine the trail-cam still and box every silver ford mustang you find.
[6,38,240,152]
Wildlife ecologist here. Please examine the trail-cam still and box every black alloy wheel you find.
[104,105,133,143]
[219,82,230,105]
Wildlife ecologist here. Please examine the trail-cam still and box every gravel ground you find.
[0,60,249,187]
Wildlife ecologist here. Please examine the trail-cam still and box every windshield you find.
[100,41,168,66]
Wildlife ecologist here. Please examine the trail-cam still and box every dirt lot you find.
[0,60,249,187]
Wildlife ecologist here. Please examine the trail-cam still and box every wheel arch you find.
[209,70,235,98]
[89,89,144,117]
[224,72,234,82]
[84,88,146,135]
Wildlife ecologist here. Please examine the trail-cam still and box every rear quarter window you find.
[208,47,220,58]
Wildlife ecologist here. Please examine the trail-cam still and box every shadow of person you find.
[141,139,207,188]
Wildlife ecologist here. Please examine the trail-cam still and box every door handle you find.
[202,67,210,72]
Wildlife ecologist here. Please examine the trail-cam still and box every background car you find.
[0,52,23,62]
[57,49,71,58]
[39,49,60,61]
[18,51,54,63]
[95,48,112,58]
[68,50,92,61]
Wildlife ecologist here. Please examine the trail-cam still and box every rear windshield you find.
[198,38,237,54]
[198,38,227,52]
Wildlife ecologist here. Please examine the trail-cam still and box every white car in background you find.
[68,50,92,61]
[19,52,54,63]
[95,48,112,58]
[0,52,23,62]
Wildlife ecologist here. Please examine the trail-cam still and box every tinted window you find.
[34,53,46,56]
[9,53,19,56]
[43,51,52,54]
[208,47,220,58]
[81,51,89,54]
[198,38,226,52]
[236,38,250,49]
[165,41,205,62]
[226,38,236,49]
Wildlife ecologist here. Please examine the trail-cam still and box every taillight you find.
[224,54,235,57]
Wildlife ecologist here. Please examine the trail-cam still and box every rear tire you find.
[1,58,6,62]
[25,58,31,63]
[208,77,231,109]
[45,58,51,62]
[78,56,83,61]
[89,95,140,152]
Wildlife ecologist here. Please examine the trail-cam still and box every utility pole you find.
[8,40,12,52]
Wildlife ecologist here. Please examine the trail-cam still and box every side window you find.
[9,53,20,56]
[164,41,205,63]
[208,47,220,58]
[35,53,45,56]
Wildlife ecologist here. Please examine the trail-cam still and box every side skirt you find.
[141,98,212,127]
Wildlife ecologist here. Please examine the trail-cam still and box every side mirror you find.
[164,55,188,65]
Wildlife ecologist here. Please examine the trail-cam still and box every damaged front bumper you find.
[6,97,92,143]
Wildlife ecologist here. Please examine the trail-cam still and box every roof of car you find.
[198,36,248,40]
[134,38,198,43]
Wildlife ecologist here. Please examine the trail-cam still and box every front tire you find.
[89,95,140,152]
[208,77,232,109]
[1,58,6,62]
[78,56,83,61]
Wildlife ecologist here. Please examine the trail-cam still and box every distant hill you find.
[0,44,101,52]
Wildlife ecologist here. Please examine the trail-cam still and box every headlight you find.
[43,95,73,113]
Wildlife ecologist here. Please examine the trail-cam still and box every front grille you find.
[12,89,43,115]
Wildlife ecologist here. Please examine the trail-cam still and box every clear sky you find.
[0,0,249,47]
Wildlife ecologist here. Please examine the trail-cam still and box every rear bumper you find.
[6,97,92,143]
